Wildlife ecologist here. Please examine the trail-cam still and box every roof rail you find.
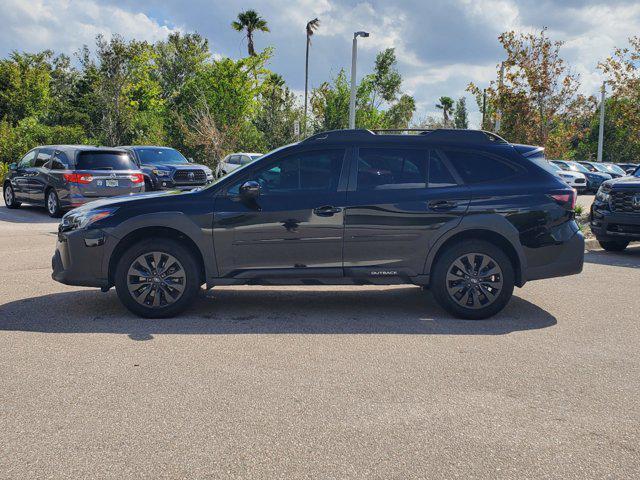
[302,128,508,144]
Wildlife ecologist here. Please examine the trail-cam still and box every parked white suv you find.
[218,152,262,176]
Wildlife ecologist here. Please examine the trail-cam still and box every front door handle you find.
[428,200,458,211]
[313,205,342,217]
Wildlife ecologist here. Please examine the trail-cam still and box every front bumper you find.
[52,227,111,288]
[591,205,640,241]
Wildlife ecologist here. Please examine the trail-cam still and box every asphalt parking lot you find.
[0,204,638,479]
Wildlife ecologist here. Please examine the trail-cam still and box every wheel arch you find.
[107,226,207,286]
[424,216,526,287]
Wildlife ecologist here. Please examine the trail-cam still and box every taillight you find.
[549,189,576,210]
[63,172,93,184]
[129,173,144,183]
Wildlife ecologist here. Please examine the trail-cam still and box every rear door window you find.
[50,151,70,170]
[356,148,427,190]
[34,149,53,168]
[444,149,520,184]
[428,150,458,188]
[75,151,137,170]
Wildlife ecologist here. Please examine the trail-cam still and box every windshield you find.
[135,148,189,165]
[75,151,137,170]
[567,161,590,173]
[605,163,626,175]
[551,161,570,171]
[592,163,611,174]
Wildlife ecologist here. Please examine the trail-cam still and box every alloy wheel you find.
[445,252,503,310]
[4,186,13,205]
[127,251,186,308]
[47,192,57,214]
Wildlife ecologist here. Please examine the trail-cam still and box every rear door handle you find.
[313,205,342,216]
[428,200,458,211]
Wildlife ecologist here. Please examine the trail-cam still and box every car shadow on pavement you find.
[0,287,556,340]
[584,244,640,269]
[0,205,59,224]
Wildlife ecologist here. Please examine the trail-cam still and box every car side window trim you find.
[430,149,464,186]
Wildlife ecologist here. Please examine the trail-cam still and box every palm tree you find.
[232,10,269,57]
[304,18,320,136]
[436,96,454,127]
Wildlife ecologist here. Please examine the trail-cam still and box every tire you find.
[46,189,62,217]
[3,183,21,209]
[114,238,201,318]
[431,240,515,320]
[598,240,629,252]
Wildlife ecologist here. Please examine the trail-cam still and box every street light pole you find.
[349,31,369,129]
[597,82,606,162]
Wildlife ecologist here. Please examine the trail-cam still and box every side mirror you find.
[240,180,260,200]
[9,163,17,171]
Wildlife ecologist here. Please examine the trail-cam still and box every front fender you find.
[102,211,217,282]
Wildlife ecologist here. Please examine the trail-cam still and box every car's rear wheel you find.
[3,183,21,209]
[431,240,515,320]
[115,238,201,318]
[598,240,629,252]
[46,189,62,217]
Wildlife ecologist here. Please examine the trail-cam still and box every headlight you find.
[559,173,572,179]
[153,169,170,177]
[595,186,610,203]
[60,208,118,231]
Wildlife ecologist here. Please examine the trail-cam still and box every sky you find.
[1,0,639,127]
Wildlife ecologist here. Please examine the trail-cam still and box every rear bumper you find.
[52,228,110,288]
[523,229,585,282]
[60,189,145,209]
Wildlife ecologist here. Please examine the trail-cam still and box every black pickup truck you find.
[591,167,640,251]
[120,146,214,191]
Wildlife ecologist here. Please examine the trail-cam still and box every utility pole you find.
[349,31,369,129]
[597,82,606,162]
[303,18,319,137]
[495,62,504,132]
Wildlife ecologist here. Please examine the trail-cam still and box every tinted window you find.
[50,151,70,170]
[34,149,53,168]
[75,151,137,170]
[429,150,457,188]
[135,148,188,165]
[445,150,519,184]
[238,149,344,194]
[357,148,427,190]
[18,150,37,168]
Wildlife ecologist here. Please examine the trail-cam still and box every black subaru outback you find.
[52,129,584,319]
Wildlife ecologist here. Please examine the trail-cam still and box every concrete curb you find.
[585,238,601,251]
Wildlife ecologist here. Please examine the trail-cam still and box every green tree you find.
[436,96,454,127]
[255,73,303,150]
[453,97,468,129]
[232,10,270,57]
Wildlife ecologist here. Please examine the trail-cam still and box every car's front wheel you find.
[46,189,62,217]
[114,238,201,318]
[431,240,515,320]
[598,240,629,252]
[3,183,21,209]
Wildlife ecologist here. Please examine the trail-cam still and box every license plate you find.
[106,179,119,187]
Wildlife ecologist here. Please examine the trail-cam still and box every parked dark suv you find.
[4,145,145,217]
[52,129,584,319]
[120,146,213,191]
[590,168,640,251]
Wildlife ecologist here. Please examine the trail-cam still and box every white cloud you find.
[0,0,178,55]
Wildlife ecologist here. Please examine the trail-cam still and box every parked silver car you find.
[217,152,262,176]
[3,145,145,217]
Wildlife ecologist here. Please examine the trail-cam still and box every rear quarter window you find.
[443,149,521,184]
[75,151,137,170]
